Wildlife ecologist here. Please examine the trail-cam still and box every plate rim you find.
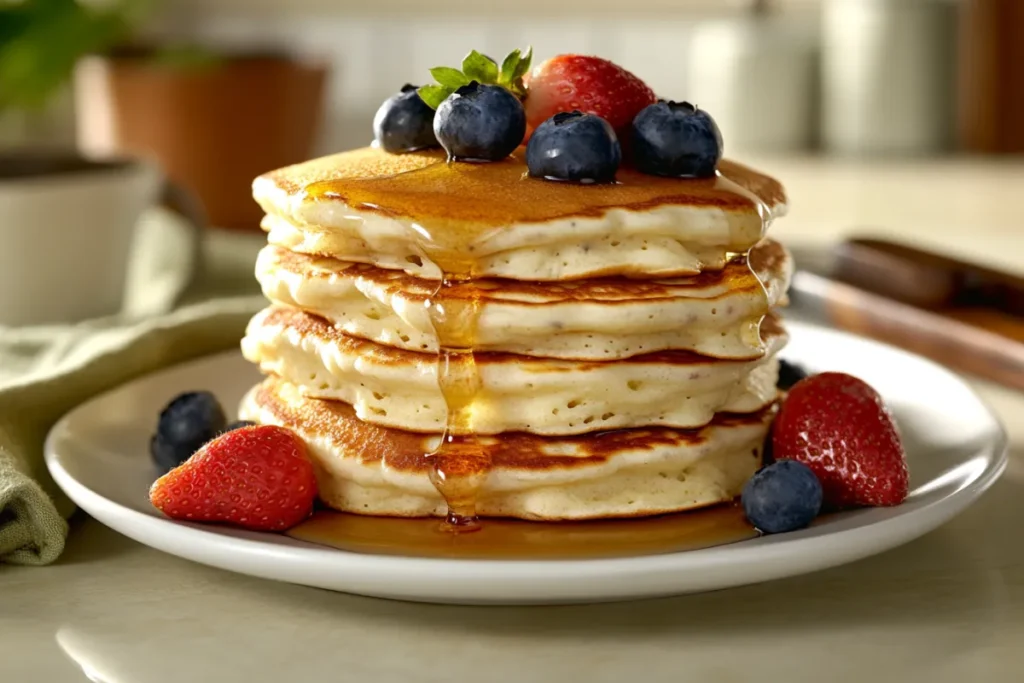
[43,320,1010,600]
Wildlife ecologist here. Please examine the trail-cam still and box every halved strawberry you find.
[772,372,909,509]
[524,54,656,139]
[149,425,316,531]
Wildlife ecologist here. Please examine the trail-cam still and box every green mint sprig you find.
[418,46,532,110]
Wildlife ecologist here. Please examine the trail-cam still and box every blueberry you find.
[526,111,621,183]
[777,359,809,391]
[373,84,439,153]
[742,460,822,534]
[434,82,526,162]
[632,100,723,178]
[150,391,227,473]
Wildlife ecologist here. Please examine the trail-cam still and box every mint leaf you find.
[463,50,498,84]
[422,46,533,105]
[512,46,533,81]
[500,49,521,85]
[417,84,452,110]
[429,67,469,89]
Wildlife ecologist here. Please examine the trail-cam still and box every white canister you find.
[821,0,958,155]
[687,15,819,154]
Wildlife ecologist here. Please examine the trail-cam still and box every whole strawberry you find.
[149,425,316,531]
[772,372,909,509]
[524,54,656,138]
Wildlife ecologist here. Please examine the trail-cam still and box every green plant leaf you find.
[417,84,452,110]
[0,0,147,112]
[429,66,469,89]
[462,50,498,84]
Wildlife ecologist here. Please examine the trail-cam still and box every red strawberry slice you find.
[524,54,656,139]
[772,372,909,508]
[149,425,316,531]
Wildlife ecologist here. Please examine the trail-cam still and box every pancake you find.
[255,239,791,361]
[241,307,786,435]
[239,378,774,520]
[254,146,787,281]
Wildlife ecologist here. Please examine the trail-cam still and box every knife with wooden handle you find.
[788,237,1024,391]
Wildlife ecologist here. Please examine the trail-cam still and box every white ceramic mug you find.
[0,153,203,326]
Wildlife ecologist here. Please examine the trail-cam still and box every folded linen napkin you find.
[0,213,264,565]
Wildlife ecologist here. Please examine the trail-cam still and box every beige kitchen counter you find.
[3,158,1024,683]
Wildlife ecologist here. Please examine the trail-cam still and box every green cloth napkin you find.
[0,212,265,565]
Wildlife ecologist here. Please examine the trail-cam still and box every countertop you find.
[3,157,1024,683]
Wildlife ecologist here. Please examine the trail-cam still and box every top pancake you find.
[254,146,788,281]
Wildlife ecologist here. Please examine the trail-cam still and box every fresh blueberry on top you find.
[742,460,823,534]
[373,84,439,153]
[150,391,227,473]
[777,359,810,391]
[434,82,526,162]
[632,100,723,178]
[526,111,621,183]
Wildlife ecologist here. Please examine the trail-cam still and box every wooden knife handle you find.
[834,238,1024,316]
[796,270,1024,391]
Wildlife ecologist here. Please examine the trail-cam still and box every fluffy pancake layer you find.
[240,378,773,520]
[241,307,785,435]
[254,146,787,281]
[255,239,791,361]
[245,145,793,522]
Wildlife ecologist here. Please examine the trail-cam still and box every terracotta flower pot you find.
[76,50,327,231]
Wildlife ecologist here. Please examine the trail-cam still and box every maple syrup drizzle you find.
[713,172,774,236]
[714,172,774,343]
[423,274,488,530]
[303,175,493,529]
[335,192,493,530]
[303,158,775,533]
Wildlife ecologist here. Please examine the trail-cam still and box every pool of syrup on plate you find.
[304,153,774,536]
[287,503,758,560]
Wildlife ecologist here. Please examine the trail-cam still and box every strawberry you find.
[149,425,316,532]
[772,372,909,509]
[524,54,656,139]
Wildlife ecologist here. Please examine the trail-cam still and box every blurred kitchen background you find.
[6,0,1023,171]
[3,0,1024,330]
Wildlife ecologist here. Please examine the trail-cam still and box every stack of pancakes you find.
[240,146,791,521]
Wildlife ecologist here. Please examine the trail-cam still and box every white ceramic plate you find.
[45,321,1007,605]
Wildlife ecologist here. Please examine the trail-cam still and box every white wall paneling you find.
[152,1,819,154]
